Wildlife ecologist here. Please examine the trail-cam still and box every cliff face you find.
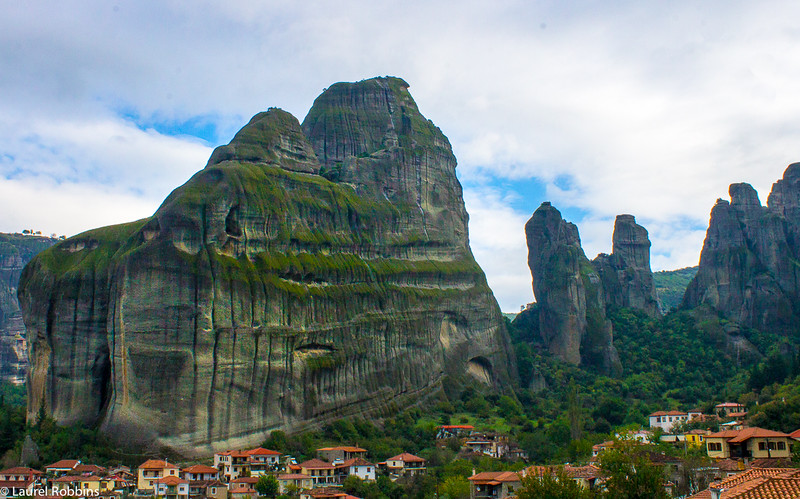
[684,164,800,335]
[524,202,620,374]
[593,215,660,317]
[0,234,56,385]
[19,77,514,455]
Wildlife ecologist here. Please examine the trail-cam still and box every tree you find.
[440,476,470,499]
[598,440,668,499]
[517,469,597,499]
[255,475,280,499]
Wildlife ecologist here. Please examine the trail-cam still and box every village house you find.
[44,459,80,476]
[246,447,282,476]
[705,427,794,459]
[278,473,314,494]
[52,475,116,494]
[382,453,426,478]
[649,410,692,432]
[468,471,521,499]
[317,446,367,462]
[182,464,221,482]
[685,429,711,448]
[214,450,251,482]
[436,425,475,439]
[187,479,227,499]
[524,465,601,491]
[154,475,190,499]
[296,459,337,486]
[715,402,746,417]
[591,440,614,458]
[0,467,43,495]
[228,476,258,499]
[137,459,181,491]
[336,458,375,482]
[464,435,510,459]
[75,464,107,475]
[688,467,800,498]
[299,486,360,499]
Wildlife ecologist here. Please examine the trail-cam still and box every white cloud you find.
[4,0,800,310]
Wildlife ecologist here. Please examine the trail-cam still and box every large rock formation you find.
[684,164,800,336]
[593,215,660,317]
[523,202,620,373]
[19,77,514,455]
[0,234,56,384]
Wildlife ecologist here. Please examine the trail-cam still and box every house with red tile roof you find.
[297,459,337,486]
[689,467,800,498]
[706,428,794,459]
[228,476,258,499]
[317,446,367,462]
[278,473,314,494]
[468,471,521,499]
[181,464,220,481]
[154,475,190,499]
[0,467,43,496]
[44,459,80,476]
[187,479,227,499]
[137,459,180,491]
[299,486,360,499]
[246,447,282,476]
[649,410,691,432]
[214,451,251,482]
[715,402,746,418]
[382,453,426,478]
[437,425,475,439]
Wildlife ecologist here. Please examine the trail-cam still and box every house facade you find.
[138,459,181,491]
[468,471,521,499]
[706,428,793,459]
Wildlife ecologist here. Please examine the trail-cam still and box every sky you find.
[2,0,799,312]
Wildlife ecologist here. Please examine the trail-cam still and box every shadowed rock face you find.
[593,215,660,317]
[524,203,620,374]
[0,234,56,384]
[19,77,514,456]
[684,164,800,335]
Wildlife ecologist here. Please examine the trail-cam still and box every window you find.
[708,442,722,452]
[779,442,786,450]
[759,442,766,450]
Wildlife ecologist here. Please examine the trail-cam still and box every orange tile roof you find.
[707,427,792,443]
[231,477,259,484]
[154,475,188,485]
[317,446,366,453]
[246,447,281,456]
[790,429,800,440]
[650,410,689,417]
[0,467,43,475]
[299,459,335,470]
[45,460,79,470]
[138,460,179,470]
[338,458,374,468]
[438,425,475,429]
[387,452,425,463]
[278,474,308,480]
[468,471,520,484]
[182,464,219,474]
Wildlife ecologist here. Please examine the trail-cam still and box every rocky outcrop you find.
[684,164,800,335]
[593,215,660,317]
[523,202,620,374]
[0,234,56,384]
[19,77,514,456]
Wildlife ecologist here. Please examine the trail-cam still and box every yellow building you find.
[137,459,180,491]
[706,428,793,459]
[684,430,709,448]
